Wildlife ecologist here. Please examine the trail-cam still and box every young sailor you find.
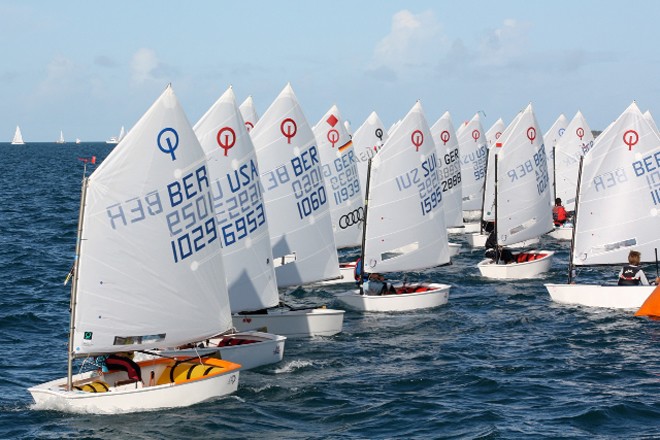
[617,250,659,285]
[552,198,568,226]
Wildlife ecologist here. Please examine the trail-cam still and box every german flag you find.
[338,140,353,153]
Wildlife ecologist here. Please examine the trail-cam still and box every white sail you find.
[251,83,340,287]
[73,85,231,355]
[11,126,25,145]
[56,130,65,144]
[485,118,506,149]
[554,111,594,211]
[457,113,488,211]
[352,111,388,188]
[573,101,660,266]
[118,126,126,142]
[363,101,450,273]
[488,103,553,245]
[643,110,660,136]
[543,113,568,196]
[430,111,463,228]
[312,105,363,248]
[239,96,259,133]
[194,86,279,313]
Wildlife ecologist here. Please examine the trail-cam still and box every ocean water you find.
[1,143,659,439]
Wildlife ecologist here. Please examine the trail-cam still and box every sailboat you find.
[477,103,554,279]
[457,112,488,228]
[643,110,659,136]
[352,111,388,190]
[485,118,506,149]
[545,102,660,309]
[543,113,568,196]
[239,96,259,132]
[11,125,25,145]
[56,130,65,144]
[28,85,241,413]
[336,101,451,312]
[548,111,594,240]
[168,86,286,369]
[432,112,464,233]
[106,126,125,144]
[231,83,345,337]
[312,105,363,249]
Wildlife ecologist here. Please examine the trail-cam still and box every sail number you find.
[209,159,267,247]
[506,144,549,196]
[437,148,462,192]
[632,150,660,206]
[322,150,361,205]
[262,145,329,220]
[394,152,443,216]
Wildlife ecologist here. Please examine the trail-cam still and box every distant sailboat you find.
[55,130,65,144]
[106,126,125,144]
[352,111,388,188]
[239,96,259,132]
[11,126,25,145]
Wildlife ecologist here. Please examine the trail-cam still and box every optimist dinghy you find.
[545,102,660,309]
[336,101,451,312]
[477,103,554,279]
[28,86,241,414]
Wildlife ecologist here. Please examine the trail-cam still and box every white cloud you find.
[131,48,160,84]
[35,54,76,97]
[476,19,530,68]
[367,10,447,81]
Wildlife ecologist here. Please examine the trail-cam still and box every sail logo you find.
[412,130,424,151]
[327,129,339,148]
[576,127,585,140]
[216,127,236,156]
[375,128,384,141]
[623,130,639,151]
[440,130,450,145]
[157,128,179,161]
[472,130,480,142]
[281,118,297,144]
[527,127,536,144]
[244,121,254,132]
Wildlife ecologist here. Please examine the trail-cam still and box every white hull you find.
[547,226,573,240]
[318,263,357,286]
[449,242,461,256]
[477,251,554,279]
[467,233,540,249]
[152,331,285,371]
[545,283,655,309]
[448,222,481,234]
[232,308,345,338]
[336,282,450,312]
[29,358,240,414]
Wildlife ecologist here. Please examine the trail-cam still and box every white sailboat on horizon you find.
[11,126,25,145]
[55,130,65,144]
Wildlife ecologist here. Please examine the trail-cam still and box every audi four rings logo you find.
[339,207,364,229]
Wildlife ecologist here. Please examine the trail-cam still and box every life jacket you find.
[618,265,641,286]
[553,206,567,225]
[354,258,368,284]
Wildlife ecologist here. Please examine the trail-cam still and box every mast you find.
[358,158,373,295]
[493,153,499,262]
[567,156,584,284]
[552,145,557,201]
[478,147,491,235]
[67,169,89,390]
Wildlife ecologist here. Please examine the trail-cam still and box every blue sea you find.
[1,143,659,439]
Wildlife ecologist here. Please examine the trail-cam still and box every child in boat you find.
[617,250,660,285]
[552,198,568,226]
[484,225,515,264]
[363,273,396,295]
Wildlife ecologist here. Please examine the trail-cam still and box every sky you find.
[2,0,659,141]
